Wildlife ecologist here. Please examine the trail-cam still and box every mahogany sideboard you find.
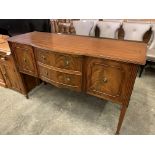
[8,32,147,134]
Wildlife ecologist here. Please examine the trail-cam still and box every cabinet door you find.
[86,58,138,105]
[0,55,25,93]
[88,63,124,97]
[11,43,38,77]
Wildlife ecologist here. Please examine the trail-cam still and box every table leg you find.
[43,81,47,85]
[25,94,29,99]
[115,104,127,135]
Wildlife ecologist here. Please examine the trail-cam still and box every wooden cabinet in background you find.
[0,65,6,87]
[0,55,25,93]
[0,37,26,93]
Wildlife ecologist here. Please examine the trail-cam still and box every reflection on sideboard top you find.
[8,31,147,65]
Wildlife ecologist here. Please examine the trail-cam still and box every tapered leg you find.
[139,65,145,77]
[25,94,29,99]
[43,81,47,85]
[115,104,127,135]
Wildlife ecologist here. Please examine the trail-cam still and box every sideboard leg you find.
[115,104,127,135]
[43,81,47,85]
[25,94,29,99]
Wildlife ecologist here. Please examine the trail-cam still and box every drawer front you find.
[55,53,82,72]
[35,48,82,72]
[56,71,81,89]
[12,43,37,76]
[36,48,55,66]
[38,63,81,91]
[38,64,55,81]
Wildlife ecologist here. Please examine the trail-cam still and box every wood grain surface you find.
[8,32,147,65]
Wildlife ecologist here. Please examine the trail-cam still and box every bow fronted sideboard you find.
[8,32,147,134]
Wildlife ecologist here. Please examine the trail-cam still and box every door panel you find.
[86,57,137,105]
[0,55,25,93]
[12,43,38,76]
[89,63,124,97]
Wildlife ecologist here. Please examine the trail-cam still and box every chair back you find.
[73,20,94,36]
[123,22,151,41]
[97,21,122,39]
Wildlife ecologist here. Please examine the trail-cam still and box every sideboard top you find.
[8,31,147,65]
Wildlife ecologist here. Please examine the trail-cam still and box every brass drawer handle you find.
[64,58,70,66]
[65,60,69,65]
[16,47,28,51]
[102,77,108,83]
[66,77,71,82]
[45,71,48,76]
[23,58,27,63]
[1,57,6,61]
[3,72,7,78]
[41,55,46,60]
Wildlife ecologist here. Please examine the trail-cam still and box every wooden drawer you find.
[56,71,81,89]
[38,63,55,82]
[38,62,82,91]
[35,48,82,72]
[55,53,82,72]
[35,48,55,66]
[11,43,38,76]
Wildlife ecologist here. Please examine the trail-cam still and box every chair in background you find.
[50,19,75,34]
[97,20,122,39]
[73,20,95,36]
[122,21,151,77]
[80,19,98,36]
[139,23,155,77]
[123,22,151,41]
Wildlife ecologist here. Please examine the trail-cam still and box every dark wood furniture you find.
[0,36,26,93]
[8,32,147,134]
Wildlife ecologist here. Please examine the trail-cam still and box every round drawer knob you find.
[102,77,108,83]
[42,56,46,60]
[1,57,6,61]
[66,77,70,81]
[23,58,27,63]
[45,71,48,76]
[64,59,70,66]
[66,60,69,65]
